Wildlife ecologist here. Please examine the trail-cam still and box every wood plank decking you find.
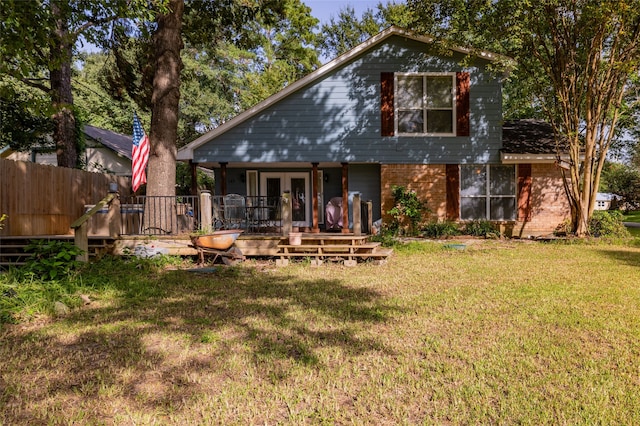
[276,234,392,266]
[1,233,392,268]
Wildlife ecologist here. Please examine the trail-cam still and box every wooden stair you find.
[276,233,392,267]
[0,236,114,268]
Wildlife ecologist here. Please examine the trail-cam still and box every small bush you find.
[463,220,499,238]
[589,210,630,238]
[22,240,84,282]
[387,185,428,236]
[370,227,401,247]
[421,221,461,239]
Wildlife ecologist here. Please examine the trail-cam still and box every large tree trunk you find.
[50,1,77,168]
[145,0,184,233]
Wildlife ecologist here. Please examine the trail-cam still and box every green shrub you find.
[22,240,84,282]
[421,221,461,239]
[463,220,499,238]
[370,227,402,247]
[386,185,428,236]
[589,210,630,238]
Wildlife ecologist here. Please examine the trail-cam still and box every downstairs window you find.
[460,165,516,220]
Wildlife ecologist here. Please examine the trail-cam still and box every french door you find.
[260,172,309,227]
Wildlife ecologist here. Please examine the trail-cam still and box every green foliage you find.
[386,185,428,236]
[600,162,640,211]
[589,211,630,238]
[0,253,184,324]
[408,0,640,236]
[421,221,461,239]
[369,228,402,247]
[0,76,54,151]
[175,162,215,195]
[0,214,6,230]
[22,240,84,282]
[462,220,499,238]
[319,2,411,59]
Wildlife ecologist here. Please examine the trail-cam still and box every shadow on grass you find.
[0,259,399,422]
[596,241,640,268]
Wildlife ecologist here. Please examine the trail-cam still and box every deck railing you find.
[212,195,283,232]
[119,195,200,236]
[113,194,284,236]
[86,192,367,237]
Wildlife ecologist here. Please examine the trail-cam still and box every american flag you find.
[132,113,149,192]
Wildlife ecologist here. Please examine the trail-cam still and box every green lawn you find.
[624,210,640,223]
[2,240,640,424]
[623,211,640,237]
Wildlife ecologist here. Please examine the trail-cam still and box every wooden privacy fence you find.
[0,159,131,236]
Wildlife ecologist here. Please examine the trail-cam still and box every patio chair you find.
[212,196,225,229]
[223,194,246,229]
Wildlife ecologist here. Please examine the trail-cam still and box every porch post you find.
[353,192,361,236]
[220,162,228,196]
[200,190,212,233]
[282,190,292,235]
[311,162,320,233]
[341,162,349,234]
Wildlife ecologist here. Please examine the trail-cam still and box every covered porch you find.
[186,161,381,236]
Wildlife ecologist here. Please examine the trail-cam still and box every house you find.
[2,125,133,176]
[177,26,570,237]
[595,193,620,211]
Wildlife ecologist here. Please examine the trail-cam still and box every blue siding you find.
[193,36,503,165]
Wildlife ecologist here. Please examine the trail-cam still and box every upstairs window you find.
[396,74,456,136]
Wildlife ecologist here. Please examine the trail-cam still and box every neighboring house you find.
[178,26,570,237]
[2,125,133,176]
[595,193,619,211]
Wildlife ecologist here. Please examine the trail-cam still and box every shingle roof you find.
[83,125,132,159]
[501,119,567,154]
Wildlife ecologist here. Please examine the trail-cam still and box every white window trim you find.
[394,72,457,137]
[460,164,517,221]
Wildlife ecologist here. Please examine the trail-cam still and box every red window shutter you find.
[456,72,470,137]
[446,164,460,220]
[518,164,532,221]
[381,72,394,136]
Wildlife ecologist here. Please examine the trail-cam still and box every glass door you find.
[260,172,309,227]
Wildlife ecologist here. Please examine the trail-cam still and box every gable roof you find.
[84,125,132,160]
[177,26,507,162]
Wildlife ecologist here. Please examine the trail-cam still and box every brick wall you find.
[380,163,571,237]
[515,163,571,236]
[380,164,447,222]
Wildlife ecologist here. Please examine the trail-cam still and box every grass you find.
[623,210,640,223]
[2,239,640,424]
[623,210,640,237]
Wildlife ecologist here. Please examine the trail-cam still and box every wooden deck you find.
[1,232,392,267]
[275,233,392,267]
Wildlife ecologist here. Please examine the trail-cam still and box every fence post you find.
[282,191,292,235]
[200,191,212,233]
[353,192,361,236]
[366,200,373,235]
[107,193,121,238]
[75,222,89,262]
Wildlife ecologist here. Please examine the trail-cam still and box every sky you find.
[304,0,391,25]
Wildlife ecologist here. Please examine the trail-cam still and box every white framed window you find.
[460,165,516,220]
[395,73,456,136]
